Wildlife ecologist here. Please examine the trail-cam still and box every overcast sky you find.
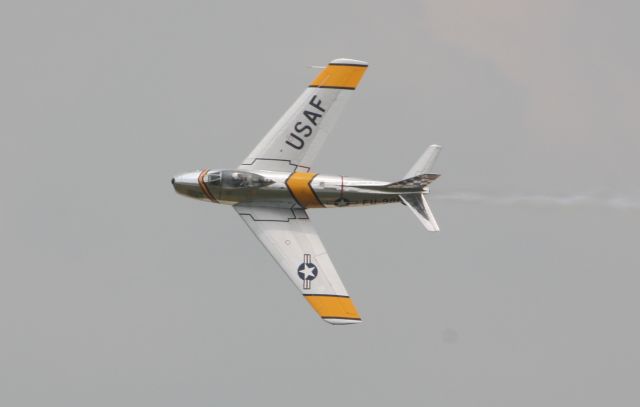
[1,1,639,406]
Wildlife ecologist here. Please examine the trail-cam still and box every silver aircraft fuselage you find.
[172,169,414,208]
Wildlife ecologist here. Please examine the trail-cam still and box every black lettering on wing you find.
[309,95,326,112]
[294,122,313,137]
[303,110,322,126]
[286,133,304,150]
[285,95,326,150]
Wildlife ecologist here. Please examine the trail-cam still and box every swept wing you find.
[239,58,368,173]
[234,205,361,324]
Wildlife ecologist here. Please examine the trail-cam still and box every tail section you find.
[345,143,442,231]
[400,144,442,232]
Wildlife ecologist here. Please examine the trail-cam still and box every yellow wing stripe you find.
[286,172,324,208]
[304,295,361,320]
[309,64,368,90]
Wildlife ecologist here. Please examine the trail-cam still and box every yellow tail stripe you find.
[310,64,367,90]
[286,172,324,208]
[304,295,361,320]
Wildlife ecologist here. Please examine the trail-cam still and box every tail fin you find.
[400,144,442,232]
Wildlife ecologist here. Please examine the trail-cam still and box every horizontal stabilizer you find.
[386,173,440,190]
[351,174,440,193]
[400,193,439,232]
[405,144,442,179]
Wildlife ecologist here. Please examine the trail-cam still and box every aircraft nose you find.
[172,171,206,199]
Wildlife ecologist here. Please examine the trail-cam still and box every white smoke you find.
[432,193,640,210]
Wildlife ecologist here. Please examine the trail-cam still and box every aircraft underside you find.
[172,58,441,324]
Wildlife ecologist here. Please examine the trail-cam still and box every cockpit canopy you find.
[206,170,274,189]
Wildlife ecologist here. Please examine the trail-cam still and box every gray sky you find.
[1,1,639,406]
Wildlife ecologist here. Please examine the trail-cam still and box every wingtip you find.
[323,317,363,325]
[330,58,368,67]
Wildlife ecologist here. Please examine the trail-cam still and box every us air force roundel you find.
[297,254,318,290]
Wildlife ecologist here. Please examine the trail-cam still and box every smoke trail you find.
[432,193,640,210]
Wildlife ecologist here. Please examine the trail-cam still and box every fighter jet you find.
[172,58,441,324]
